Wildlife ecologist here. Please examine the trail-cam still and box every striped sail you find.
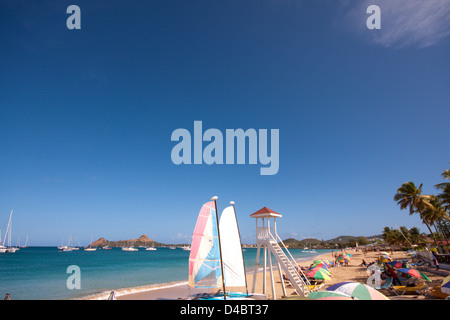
[219,206,246,288]
[188,201,222,288]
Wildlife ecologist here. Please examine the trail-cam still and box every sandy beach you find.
[112,250,449,300]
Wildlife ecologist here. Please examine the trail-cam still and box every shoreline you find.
[83,251,333,300]
[83,249,449,300]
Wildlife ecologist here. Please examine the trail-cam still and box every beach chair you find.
[307,282,325,292]
[374,277,393,290]
[389,282,429,296]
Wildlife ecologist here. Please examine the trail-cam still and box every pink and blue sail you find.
[188,201,222,288]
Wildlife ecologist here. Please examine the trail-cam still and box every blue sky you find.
[1,0,449,246]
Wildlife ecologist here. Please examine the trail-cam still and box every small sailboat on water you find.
[122,240,138,251]
[145,241,157,251]
[0,228,6,253]
[3,210,18,253]
[84,236,97,251]
[187,197,266,300]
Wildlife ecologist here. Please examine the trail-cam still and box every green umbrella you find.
[397,268,431,282]
[308,291,356,300]
[306,268,331,280]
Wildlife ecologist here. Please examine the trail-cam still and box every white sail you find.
[219,206,246,288]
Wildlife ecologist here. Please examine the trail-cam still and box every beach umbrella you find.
[323,259,334,266]
[337,256,350,263]
[313,259,331,267]
[310,262,330,271]
[281,296,313,300]
[310,266,331,275]
[326,282,389,300]
[397,268,431,282]
[441,275,450,295]
[308,291,356,300]
[306,268,332,280]
[387,261,403,269]
[377,255,391,263]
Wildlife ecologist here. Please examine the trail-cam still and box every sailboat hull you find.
[192,291,268,300]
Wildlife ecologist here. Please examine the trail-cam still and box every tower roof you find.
[249,207,282,218]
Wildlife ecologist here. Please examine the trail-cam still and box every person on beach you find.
[431,252,439,270]
[359,259,367,267]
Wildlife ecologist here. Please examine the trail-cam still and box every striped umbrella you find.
[313,259,332,267]
[397,268,431,282]
[387,261,404,269]
[310,266,331,275]
[310,262,331,271]
[308,291,356,300]
[326,282,389,300]
[337,256,350,263]
[306,268,332,280]
[441,275,450,295]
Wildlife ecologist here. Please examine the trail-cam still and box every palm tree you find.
[436,163,450,213]
[394,181,438,246]
[408,227,423,245]
[382,227,400,246]
[422,196,449,252]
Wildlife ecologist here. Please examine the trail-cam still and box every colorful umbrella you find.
[313,259,332,267]
[326,282,389,300]
[337,256,350,263]
[377,255,391,263]
[306,268,331,280]
[308,291,356,300]
[310,262,330,271]
[441,275,450,295]
[387,261,403,269]
[310,266,331,275]
[397,268,431,282]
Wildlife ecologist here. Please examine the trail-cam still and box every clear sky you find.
[1,0,449,246]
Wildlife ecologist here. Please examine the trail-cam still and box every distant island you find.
[90,235,164,248]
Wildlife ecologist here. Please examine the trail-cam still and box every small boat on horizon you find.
[145,240,157,251]
[59,235,76,251]
[122,247,138,252]
[3,210,19,253]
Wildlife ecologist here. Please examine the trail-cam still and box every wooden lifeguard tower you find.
[250,207,311,299]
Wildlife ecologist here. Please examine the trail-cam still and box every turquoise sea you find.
[0,247,334,300]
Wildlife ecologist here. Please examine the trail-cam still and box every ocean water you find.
[0,247,334,300]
